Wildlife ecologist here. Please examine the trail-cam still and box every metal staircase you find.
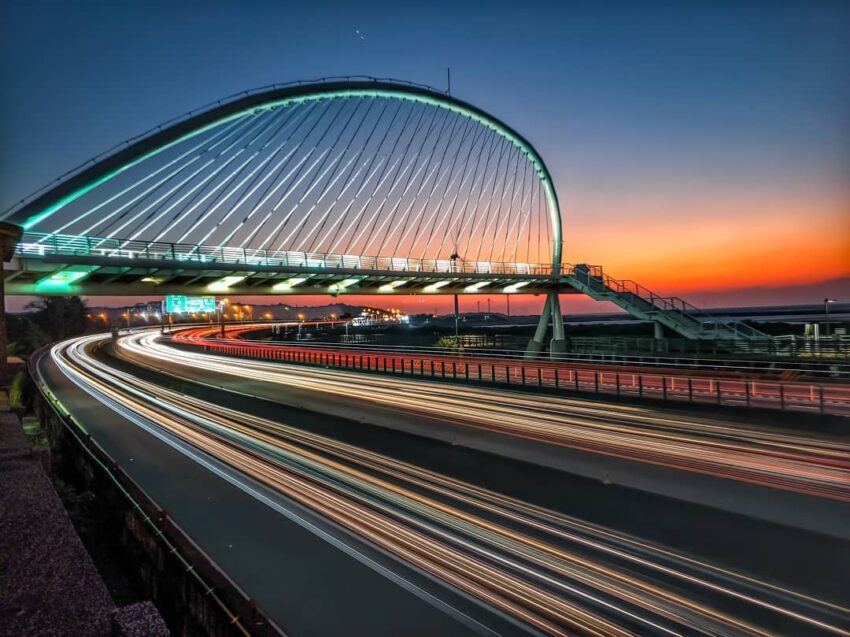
[565,264,770,341]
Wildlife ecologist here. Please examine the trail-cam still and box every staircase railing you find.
[566,264,769,340]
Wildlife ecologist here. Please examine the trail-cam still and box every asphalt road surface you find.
[35,331,850,636]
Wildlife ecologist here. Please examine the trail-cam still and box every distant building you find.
[351,308,409,326]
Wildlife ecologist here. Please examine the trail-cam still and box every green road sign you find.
[165,295,217,314]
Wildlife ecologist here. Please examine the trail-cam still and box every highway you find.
[139,332,850,501]
[36,329,850,636]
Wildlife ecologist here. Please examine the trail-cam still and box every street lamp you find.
[218,298,229,337]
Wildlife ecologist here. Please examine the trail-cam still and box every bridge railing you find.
[570,265,768,340]
[15,231,555,276]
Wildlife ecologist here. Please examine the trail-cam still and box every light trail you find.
[126,332,850,501]
[43,331,850,636]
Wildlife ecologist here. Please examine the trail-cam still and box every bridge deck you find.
[6,232,575,296]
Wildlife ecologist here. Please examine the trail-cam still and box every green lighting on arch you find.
[19,84,563,269]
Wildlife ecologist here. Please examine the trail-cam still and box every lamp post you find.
[453,294,460,344]
[450,253,460,345]
[219,298,229,337]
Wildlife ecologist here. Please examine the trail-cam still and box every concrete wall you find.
[31,383,285,637]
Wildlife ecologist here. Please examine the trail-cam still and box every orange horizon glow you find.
[223,189,850,315]
[6,186,848,316]
[561,187,850,293]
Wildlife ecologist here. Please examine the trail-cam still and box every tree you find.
[25,296,89,342]
[6,317,48,357]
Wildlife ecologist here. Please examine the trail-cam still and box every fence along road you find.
[172,326,850,418]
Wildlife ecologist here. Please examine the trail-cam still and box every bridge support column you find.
[652,321,667,353]
[525,294,552,357]
[549,292,566,357]
[525,292,566,358]
[0,222,22,383]
[653,320,667,353]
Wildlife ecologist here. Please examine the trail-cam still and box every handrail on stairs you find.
[565,264,769,340]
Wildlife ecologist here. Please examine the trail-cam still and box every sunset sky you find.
[2,0,848,314]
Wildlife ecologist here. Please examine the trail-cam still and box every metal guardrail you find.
[559,335,850,360]
[15,231,554,276]
[256,337,850,377]
[182,339,850,417]
[28,345,286,637]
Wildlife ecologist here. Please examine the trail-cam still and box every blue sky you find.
[2,0,848,311]
[4,0,848,205]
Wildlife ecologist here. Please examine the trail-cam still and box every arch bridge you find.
[0,78,766,348]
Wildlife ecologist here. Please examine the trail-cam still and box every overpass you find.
[1,77,768,350]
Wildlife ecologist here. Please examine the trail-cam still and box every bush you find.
[8,371,30,412]
[435,336,461,349]
[6,296,89,357]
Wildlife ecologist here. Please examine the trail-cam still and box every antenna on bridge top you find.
[447,67,452,95]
